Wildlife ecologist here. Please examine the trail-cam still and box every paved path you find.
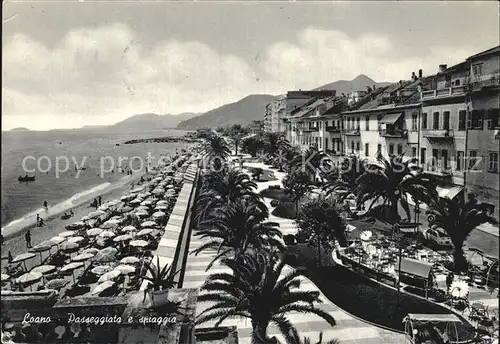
[182,161,405,343]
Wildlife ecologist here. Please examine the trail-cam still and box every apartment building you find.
[263,95,287,133]
[282,45,499,216]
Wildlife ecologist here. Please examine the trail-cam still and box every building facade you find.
[282,46,499,217]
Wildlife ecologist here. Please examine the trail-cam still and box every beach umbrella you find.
[120,256,140,265]
[156,200,169,206]
[98,230,116,239]
[100,221,118,230]
[131,187,144,193]
[137,228,154,237]
[152,189,165,195]
[87,228,103,237]
[81,216,90,221]
[12,252,36,270]
[113,234,132,243]
[155,205,169,211]
[98,205,109,212]
[450,280,470,299]
[67,236,85,244]
[135,210,149,218]
[108,199,120,206]
[138,192,151,198]
[30,241,54,263]
[152,211,166,219]
[59,231,76,238]
[1,273,10,282]
[94,247,118,263]
[31,265,56,275]
[65,222,85,230]
[141,221,157,228]
[130,199,142,205]
[119,206,133,213]
[46,278,70,290]
[71,253,94,262]
[16,271,42,286]
[91,265,112,275]
[61,242,80,253]
[140,200,154,207]
[121,225,136,233]
[60,262,84,283]
[113,264,135,275]
[49,236,66,246]
[82,247,99,255]
[98,270,121,283]
[130,240,148,248]
[91,281,115,296]
[136,205,149,211]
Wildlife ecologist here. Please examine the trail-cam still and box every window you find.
[458,110,467,131]
[412,147,417,158]
[356,141,360,152]
[397,144,403,155]
[325,138,329,150]
[389,144,394,155]
[377,144,382,154]
[365,115,370,131]
[351,141,355,153]
[420,148,427,165]
[443,111,450,130]
[488,152,499,173]
[356,117,360,130]
[442,149,448,170]
[487,109,500,129]
[471,110,484,129]
[337,140,341,152]
[422,113,428,129]
[377,115,383,131]
[365,143,369,157]
[433,112,440,130]
[412,114,418,131]
[456,151,464,171]
[469,150,478,170]
[432,149,439,168]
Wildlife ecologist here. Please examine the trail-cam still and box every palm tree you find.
[263,132,290,158]
[300,333,340,344]
[289,147,330,183]
[143,256,181,291]
[195,168,263,220]
[427,198,498,272]
[324,155,365,201]
[201,132,231,171]
[356,153,436,223]
[241,136,265,157]
[192,199,284,270]
[228,124,249,156]
[196,250,336,344]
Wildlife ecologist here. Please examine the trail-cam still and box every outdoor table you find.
[471,302,489,318]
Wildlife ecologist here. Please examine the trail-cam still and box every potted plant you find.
[143,257,181,309]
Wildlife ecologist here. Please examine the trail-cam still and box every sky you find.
[2,1,499,130]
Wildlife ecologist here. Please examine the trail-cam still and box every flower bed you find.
[301,265,475,342]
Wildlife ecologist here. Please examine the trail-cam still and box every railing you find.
[422,129,454,138]
[301,126,319,132]
[470,75,500,90]
[345,127,361,135]
[421,86,466,100]
[379,129,408,138]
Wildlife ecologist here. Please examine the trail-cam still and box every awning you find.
[406,313,462,324]
[436,186,464,200]
[380,113,403,124]
[398,258,433,280]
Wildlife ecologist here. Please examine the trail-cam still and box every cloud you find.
[2,24,483,130]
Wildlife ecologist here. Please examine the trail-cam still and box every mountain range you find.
[315,74,392,95]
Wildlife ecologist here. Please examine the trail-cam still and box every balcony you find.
[325,125,341,133]
[470,75,500,91]
[421,86,466,100]
[423,168,453,184]
[345,127,361,136]
[422,129,454,139]
[301,126,319,132]
[379,128,408,139]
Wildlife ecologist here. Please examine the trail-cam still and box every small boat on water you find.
[18,175,35,182]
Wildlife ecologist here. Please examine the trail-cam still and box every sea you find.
[1,128,190,231]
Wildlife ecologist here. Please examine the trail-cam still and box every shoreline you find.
[1,171,147,243]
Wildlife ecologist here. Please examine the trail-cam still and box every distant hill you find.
[316,74,392,95]
[9,127,30,132]
[110,112,199,132]
[177,94,276,129]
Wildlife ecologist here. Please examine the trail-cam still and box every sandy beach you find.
[0,171,149,270]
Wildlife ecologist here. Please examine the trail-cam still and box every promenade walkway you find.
[181,161,405,344]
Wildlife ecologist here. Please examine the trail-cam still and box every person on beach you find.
[36,214,40,225]
[8,250,13,263]
[70,209,74,217]
[25,230,32,248]
[43,201,48,208]
[98,196,102,206]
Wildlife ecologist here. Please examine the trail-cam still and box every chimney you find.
[399,80,403,86]
[438,64,447,73]
[418,69,423,78]
[342,93,345,97]
[373,85,376,90]
[411,72,416,80]
[417,84,422,93]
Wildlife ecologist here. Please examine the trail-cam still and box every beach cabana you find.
[397,258,434,298]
